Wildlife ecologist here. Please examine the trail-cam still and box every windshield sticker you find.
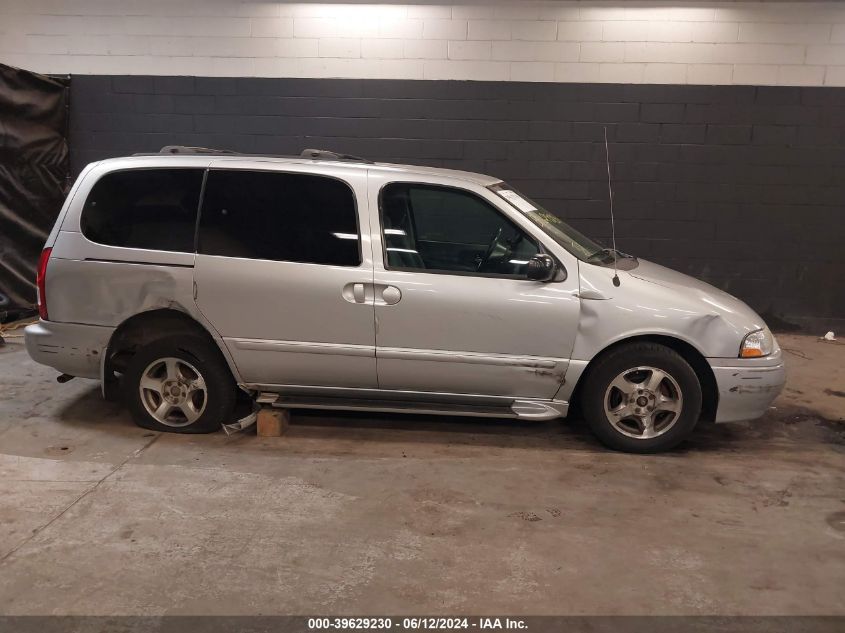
[498,189,537,213]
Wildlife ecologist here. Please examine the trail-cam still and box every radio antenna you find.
[604,126,621,287]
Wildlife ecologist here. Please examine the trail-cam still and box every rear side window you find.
[81,169,204,252]
[198,170,360,266]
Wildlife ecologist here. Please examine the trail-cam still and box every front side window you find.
[81,168,204,252]
[198,170,360,266]
[380,183,539,277]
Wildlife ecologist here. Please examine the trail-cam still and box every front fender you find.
[573,264,761,360]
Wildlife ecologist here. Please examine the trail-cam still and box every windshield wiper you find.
[586,247,634,262]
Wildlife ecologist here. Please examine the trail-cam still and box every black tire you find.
[123,334,236,434]
[581,342,702,453]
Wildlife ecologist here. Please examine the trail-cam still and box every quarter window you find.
[198,170,360,266]
[380,183,539,277]
[81,169,204,252]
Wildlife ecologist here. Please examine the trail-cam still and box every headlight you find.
[739,328,774,358]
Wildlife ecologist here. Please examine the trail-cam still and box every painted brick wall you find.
[70,75,845,330]
[1,1,844,86]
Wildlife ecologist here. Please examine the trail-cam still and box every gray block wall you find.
[69,75,845,331]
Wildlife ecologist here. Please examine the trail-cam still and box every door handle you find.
[343,283,401,305]
[342,282,368,304]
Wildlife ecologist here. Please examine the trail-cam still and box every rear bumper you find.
[708,349,786,423]
[24,320,113,379]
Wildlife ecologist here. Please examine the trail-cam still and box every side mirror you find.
[526,254,556,282]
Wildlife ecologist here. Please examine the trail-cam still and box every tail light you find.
[36,247,52,320]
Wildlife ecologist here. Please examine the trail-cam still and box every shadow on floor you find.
[288,407,607,452]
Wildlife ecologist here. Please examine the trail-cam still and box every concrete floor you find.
[0,331,843,616]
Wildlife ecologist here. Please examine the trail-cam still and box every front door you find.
[193,163,377,389]
[368,175,581,399]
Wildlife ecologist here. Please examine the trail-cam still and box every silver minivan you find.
[25,147,786,453]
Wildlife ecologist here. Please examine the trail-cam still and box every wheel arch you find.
[102,308,240,399]
[568,334,718,423]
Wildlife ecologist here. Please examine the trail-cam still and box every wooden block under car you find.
[256,408,291,437]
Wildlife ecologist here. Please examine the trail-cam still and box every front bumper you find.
[708,348,786,423]
[24,320,114,379]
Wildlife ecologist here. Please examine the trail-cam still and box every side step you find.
[268,394,511,418]
[256,392,566,421]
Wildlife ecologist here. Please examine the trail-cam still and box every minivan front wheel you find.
[581,342,702,453]
[124,335,236,433]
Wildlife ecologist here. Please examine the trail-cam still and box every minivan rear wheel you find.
[124,335,236,434]
[581,342,702,453]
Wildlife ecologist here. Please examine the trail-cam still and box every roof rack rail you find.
[157,145,241,155]
[300,148,372,164]
[130,146,373,163]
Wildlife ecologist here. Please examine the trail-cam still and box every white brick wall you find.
[1,1,844,86]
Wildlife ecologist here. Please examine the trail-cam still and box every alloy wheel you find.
[139,357,207,427]
[603,366,683,439]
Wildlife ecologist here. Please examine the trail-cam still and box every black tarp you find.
[0,63,69,319]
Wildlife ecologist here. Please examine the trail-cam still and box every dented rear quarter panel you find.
[45,237,196,326]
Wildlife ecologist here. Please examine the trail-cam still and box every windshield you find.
[488,183,609,262]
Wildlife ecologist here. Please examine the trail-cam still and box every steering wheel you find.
[476,227,503,272]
